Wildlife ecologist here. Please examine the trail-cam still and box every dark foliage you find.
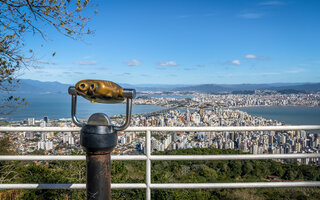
[0,139,319,199]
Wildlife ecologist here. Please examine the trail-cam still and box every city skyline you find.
[20,0,320,84]
[8,102,320,166]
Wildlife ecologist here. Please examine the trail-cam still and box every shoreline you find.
[229,105,319,109]
[1,105,319,123]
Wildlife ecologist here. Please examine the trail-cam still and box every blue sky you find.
[21,0,320,85]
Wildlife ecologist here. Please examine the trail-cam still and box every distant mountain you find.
[8,79,193,94]
[271,83,320,93]
[6,79,320,94]
[219,83,302,91]
[174,83,320,93]
[121,83,193,91]
[174,84,232,93]
[9,79,69,94]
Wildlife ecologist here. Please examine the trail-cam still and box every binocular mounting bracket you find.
[68,86,133,130]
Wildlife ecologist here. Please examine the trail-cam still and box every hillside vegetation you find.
[0,140,319,199]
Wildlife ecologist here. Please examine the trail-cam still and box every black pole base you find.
[86,152,111,200]
[80,113,118,200]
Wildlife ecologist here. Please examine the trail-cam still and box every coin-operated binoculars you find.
[68,80,135,200]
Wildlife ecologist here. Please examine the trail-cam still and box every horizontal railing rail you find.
[1,182,320,190]
[1,125,320,132]
[0,154,319,161]
[1,125,320,200]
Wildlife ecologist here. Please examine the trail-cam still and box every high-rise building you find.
[68,136,75,145]
[251,143,258,154]
[25,132,34,139]
[28,118,35,126]
[295,143,301,152]
[45,141,53,150]
[41,132,46,141]
[269,131,275,146]
[200,107,204,117]
[38,141,45,150]
[230,132,235,141]
[281,135,286,144]
[43,116,49,123]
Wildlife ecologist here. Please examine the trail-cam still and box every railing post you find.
[146,130,151,200]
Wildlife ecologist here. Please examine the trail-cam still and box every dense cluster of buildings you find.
[134,92,320,108]
[1,92,319,165]
[2,106,319,165]
[194,92,320,108]
[5,118,79,155]
[121,109,319,165]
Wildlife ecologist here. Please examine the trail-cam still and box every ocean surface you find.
[0,94,164,121]
[235,106,320,125]
[1,94,319,125]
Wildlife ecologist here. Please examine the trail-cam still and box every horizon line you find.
[19,79,320,86]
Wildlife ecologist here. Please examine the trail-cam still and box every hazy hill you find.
[175,83,320,93]
[6,79,320,94]
[271,83,320,93]
[174,84,232,93]
[10,79,190,94]
[10,79,69,94]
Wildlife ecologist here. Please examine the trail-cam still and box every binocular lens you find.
[80,83,86,89]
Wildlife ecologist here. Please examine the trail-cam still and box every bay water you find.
[1,94,319,125]
[235,106,320,125]
[0,94,164,121]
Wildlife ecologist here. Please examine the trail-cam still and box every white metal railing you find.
[1,125,320,132]
[1,125,320,200]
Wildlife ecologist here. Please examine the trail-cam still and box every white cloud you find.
[33,66,44,69]
[23,59,57,65]
[259,1,284,6]
[252,72,280,75]
[121,72,131,76]
[231,60,241,65]
[285,69,305,74]
[157,61,178,66]
[245,54,269,60]
[35,60,57,65]
[259,57,269,60]
[75,61,98,65]
[99,67,108,70]
[239,13,262,19]
[177,15,189,19]
[125,59,141,66]
[245,54,257,59]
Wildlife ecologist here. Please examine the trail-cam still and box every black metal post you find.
[80,114,118,200]
[86,152,111,200]
[68,81,136,200]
